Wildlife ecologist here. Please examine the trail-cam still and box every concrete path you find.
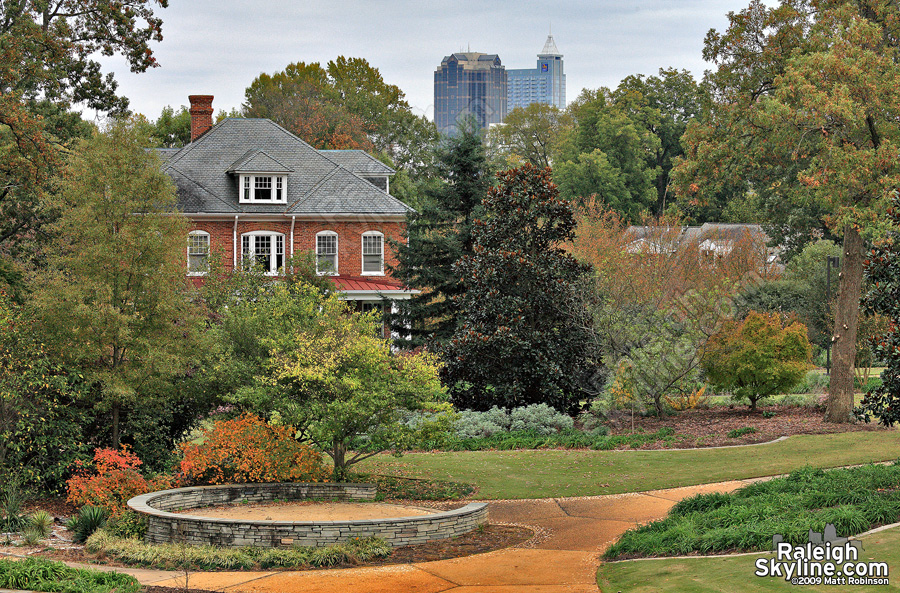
[99,478,759,593]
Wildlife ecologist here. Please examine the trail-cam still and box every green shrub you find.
[453,404,574,440]
[605,463,900,560]
[85,531,390,570]
[0,475,26,535]
[0,557,140,593]
[68,505,108,543]
[790,370,829,394]
[726,427,757,438]
[454,407,509,439]
[28,510,54,538]
[105,510,148,539]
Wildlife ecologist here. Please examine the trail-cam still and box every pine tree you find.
[389,121,492,348]
[443,164,595,412]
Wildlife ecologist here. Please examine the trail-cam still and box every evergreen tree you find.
[389,121,492,349]
[443,164,595,412]
[856,194,900,427]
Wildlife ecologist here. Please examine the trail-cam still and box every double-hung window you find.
[316,231,338,275]
[241,231,284,275]
[187,231,210,275]
[361,231,384,275]
[239,175,286,203]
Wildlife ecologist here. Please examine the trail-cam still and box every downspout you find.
[233,215,239,269]
[290,215,296,272]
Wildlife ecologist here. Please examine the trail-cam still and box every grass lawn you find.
[598,525,900,592]
[360,431,900,499]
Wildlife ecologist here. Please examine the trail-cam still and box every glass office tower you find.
[507,35,566,112]
[434,52,507,136]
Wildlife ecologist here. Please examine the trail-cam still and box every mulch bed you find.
[606,403,889,449]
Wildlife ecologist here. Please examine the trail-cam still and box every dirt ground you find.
[606,402,888,448]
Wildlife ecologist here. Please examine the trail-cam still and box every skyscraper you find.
[506,35,566,112]
[434,52,507,136]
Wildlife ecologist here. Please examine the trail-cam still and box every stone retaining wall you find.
[128,483,488,549]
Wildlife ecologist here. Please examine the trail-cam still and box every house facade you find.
[162,95,414,323]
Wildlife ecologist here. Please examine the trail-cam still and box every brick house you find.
[160,95,414,327]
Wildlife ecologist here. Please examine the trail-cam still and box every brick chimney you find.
[188,95,214,142]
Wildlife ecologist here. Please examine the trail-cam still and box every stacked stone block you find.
[128,482,488,549]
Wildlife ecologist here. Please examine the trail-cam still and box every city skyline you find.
[92,1,777,123]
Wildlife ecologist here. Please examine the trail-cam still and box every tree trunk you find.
[111,404,120,448]
[825,224,864,423]
[332,441,346,481]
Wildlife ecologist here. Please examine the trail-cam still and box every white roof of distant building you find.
[540,34,562,57]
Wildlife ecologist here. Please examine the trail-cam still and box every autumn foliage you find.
[66,447,172,516]
[702,311,812,411]
[178,413,328,486]
[571,199,774,310]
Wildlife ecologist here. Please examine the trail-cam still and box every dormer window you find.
[228,149,293,204]
[240,174,286,203]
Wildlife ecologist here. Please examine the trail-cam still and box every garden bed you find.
[606,403,888,449]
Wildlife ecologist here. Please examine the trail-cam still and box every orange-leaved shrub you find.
[66,446,173,516]
[178,413,328,485]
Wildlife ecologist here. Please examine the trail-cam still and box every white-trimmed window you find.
[241,231,285,275]
[239,174,286,203]
[361,231,384,275]
[316,231,338,275]
[187,231,210,275]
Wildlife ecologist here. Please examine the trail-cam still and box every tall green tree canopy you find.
[30,120,202,447]
[443,164,594,412]
[672,0,900,422]
[0,0,167,266]
[613,68,708,216]
[243,57,437,173]
[550,70,705,222]
[389,122,492,349]
[487,102,567,169]
[553,88,659,221]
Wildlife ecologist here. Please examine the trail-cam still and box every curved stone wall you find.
[128,482,488,548]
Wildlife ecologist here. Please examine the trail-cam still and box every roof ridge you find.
[309,165,413,213]
[285,166,340,212]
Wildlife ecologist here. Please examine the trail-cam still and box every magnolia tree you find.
[856,195,900,427]
[443,164,596,412]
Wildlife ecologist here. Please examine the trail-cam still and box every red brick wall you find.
[185,219,405,279]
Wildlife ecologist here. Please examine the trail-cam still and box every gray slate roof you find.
[319,150,394,176]
[163,118,408,216]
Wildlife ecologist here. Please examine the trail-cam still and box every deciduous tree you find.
[232,283,451,480]
[0,0,168,265]
[672,0,900,422]
[30,120,202,448]
[703,311,812,411]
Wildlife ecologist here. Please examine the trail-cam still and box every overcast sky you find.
[96,1,770,122]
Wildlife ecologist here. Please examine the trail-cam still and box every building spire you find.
[540,33,561,57]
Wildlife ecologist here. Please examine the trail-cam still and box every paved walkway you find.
[90,479,763,593]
